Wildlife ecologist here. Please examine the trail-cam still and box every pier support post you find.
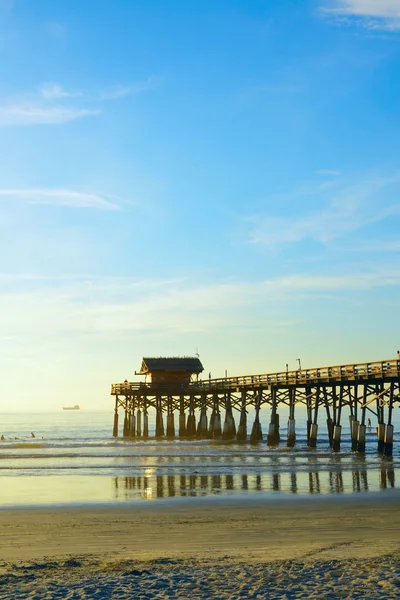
[307,387,319,448]
[309,423,318,448]
[113,397,119,437]
[222,392,236,440]
[377,423,385,454]
[123,406,129,438]
[349,416,359,451]
[136,407,142,437]
[356,423,366,453]
[287,388,296,448]
[306,387,312,446]
[236,390,247,441]
[332,424,342,452]
[267,388,279,446]
[384,383,394,457]
[166,411,175,437]
[166,397,175,438]
[287,389,296,447]
[130,408,136,438]
[143,406,149,438]
[384,424,393,457]
[197,394,208,438]
[287,419,296,448]
[250,389,263,444]
[186,396,196,437]
[210,393,222,439]
[155,397,165,438]
[179,395,186,437]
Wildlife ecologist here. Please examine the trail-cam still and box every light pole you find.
[297,358,302,370]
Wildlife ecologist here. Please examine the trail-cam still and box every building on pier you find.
[136,356,204,387]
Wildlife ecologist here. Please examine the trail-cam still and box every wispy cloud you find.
[0,77,162,126]
[1,269,399,338]
[100,76,164,100]
[40,82,81,100]
[0,104,99,126]
[321,1,400,30]
[0,82,99,126]
[247,173,400,247]
[0,189,120,210]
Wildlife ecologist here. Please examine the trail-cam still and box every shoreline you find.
[1,485,400,511]
[1,494,400,563]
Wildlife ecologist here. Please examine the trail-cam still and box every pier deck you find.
[111,358,400,454]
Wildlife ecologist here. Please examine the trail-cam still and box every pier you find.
[111,357,400,455]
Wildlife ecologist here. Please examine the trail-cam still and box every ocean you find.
[0,408,399,507]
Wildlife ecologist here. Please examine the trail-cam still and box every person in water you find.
[0,435,4,441]
[368,418,372,429]
[31,432,35,438]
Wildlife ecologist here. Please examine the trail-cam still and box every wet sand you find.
[1,495,400,598]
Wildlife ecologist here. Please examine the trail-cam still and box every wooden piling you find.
[197,393,208,438]
[308,387,319,448]
[287,388,296,447]
[210,393,222,439]
[236,390,248,441]
[250,389,262,444]
[332,424,342,452]
[306,386,312,446]
[384,382,395,456]
[143,404,149,438]
[186,397,196,437]
[112,398,119,437]
[136,406,142,437]
[267,388,279,446]
[356,385,368,452]
[123,406,129,437]
[179,395,186,437]
[166,397,175,437]
[155,396,165,437]
[222,392,236,440]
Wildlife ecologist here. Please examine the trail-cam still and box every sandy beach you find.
[1,495,400,598]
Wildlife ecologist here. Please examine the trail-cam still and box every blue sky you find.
[0,0,399,410]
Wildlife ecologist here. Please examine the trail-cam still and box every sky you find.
[0,0,399,411]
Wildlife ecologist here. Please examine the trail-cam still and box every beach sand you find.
[1,496,400,598]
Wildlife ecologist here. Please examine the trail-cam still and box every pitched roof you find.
[139,357,204,374]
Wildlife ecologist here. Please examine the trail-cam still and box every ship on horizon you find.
[62,405,80,411]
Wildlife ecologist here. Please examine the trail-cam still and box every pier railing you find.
[111,358,400,395]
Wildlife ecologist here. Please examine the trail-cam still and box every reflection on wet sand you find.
[113,463,396,501]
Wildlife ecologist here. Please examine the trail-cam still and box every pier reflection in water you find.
[113,464,396,501]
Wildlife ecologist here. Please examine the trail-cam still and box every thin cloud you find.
[0,78,161,126]
[1,270,399,337]
[247,174,400,247]
[0,104,99,126]
[40,82,81,100]
[321,0,400,30]
[100,76,164,100]
[0,189,120,210]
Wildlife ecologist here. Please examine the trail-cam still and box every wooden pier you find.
[111,357,400,455]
